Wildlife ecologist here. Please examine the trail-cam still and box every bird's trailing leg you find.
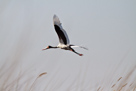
[70,48,83,56]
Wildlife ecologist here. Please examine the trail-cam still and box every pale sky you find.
[0,0,136,90]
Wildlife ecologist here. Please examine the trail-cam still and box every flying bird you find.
[42,15,87,56]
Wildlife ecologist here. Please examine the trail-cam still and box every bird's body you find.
[57,43,69,49]
[42,15,87,56]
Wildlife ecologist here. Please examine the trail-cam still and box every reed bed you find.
[0,52,135,91]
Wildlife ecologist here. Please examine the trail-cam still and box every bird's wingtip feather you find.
[53,14,57,18]
[53,14,61,25]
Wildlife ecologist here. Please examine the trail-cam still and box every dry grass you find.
[29,72,47,91]
[0,59,135,91]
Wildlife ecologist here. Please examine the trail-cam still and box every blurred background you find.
[0,0,136,91]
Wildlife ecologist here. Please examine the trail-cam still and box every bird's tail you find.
[70,45,88,50]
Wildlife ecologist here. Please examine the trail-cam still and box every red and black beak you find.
[42,46,49,50]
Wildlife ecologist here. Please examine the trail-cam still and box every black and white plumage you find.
[42,15,87,56]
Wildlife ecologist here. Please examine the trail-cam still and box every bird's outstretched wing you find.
[53,15,70,45]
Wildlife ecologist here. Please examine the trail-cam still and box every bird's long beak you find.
[42,46,49,51]
[42,48,47,51]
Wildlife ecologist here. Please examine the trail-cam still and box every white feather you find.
[70,45,88,50]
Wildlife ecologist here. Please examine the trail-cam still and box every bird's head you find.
[42,45,52,50]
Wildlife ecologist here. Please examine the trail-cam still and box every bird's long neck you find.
[50,46,58,48]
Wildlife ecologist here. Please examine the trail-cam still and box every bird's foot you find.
[79,54,83,56]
